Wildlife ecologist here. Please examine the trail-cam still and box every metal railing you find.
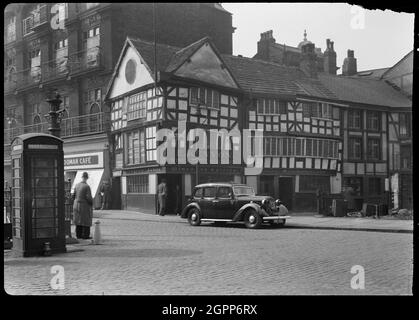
[23,5,48,36]
[8,47,102,90]
[4,112,105,145]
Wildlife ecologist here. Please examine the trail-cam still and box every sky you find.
[221,3,415,73]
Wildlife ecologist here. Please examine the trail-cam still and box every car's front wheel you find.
[188,208,201,226]
[244,209,262,229]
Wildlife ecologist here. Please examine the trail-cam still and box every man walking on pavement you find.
[157,178,167,216]
[72,172,93,239]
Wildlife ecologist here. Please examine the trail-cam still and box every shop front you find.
[64,151,108,209]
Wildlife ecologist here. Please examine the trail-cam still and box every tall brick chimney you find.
[342,49,357,76]
[256,30,275,60]
[323,39,338,75]
[300,42,317,78]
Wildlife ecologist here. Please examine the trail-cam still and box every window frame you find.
[348,136,362,160]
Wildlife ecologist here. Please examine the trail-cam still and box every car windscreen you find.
[233,186,255,196]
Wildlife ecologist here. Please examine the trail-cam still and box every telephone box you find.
[11,133,66,257]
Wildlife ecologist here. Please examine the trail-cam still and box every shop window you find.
[343,177,363,197]
[299,175,330,193]
[127,175,148,193]
[368,177,381,195]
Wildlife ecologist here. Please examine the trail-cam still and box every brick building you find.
[4,3,234,208]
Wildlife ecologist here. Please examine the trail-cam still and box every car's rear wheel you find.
[188,208,201,226]
[244,209,262,229]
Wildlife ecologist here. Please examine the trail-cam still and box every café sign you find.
[64,152,103,170]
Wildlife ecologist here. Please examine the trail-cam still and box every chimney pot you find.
[342,49,357,76]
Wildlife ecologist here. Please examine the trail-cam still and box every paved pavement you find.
[4,210,413,295]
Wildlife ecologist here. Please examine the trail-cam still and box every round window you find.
[125,59,137,84]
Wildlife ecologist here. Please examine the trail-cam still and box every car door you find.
[214,186,235,219]
[200,186,217,218]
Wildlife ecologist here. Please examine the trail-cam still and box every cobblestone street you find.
[4,210,413,295]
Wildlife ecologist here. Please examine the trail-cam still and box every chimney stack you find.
[300,42,318,78]
[257,30,276,60]
[323,39,338,75]
[342,49,357,76]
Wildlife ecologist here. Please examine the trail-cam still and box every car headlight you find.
[275,199,280,206]
[262,199,268,206]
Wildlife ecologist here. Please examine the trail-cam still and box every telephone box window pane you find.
[32,158,56,167]
[34,207,55,218]
[33,218,55,228]
[35,228,56,239]
[13,169,20,178]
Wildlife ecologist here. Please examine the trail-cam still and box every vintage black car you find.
[180,182,291,228]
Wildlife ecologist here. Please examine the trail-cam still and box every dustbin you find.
[332,199,348,217]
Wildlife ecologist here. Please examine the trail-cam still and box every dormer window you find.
[190,87,220,110]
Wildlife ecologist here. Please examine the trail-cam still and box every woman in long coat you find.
[72,172,93,239]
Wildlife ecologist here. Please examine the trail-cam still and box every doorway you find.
[111,177,121,209]
[278,177,293,210]
[158,174,182,215]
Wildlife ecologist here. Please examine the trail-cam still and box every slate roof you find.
[165,37,211,73]
[221,54,336,99]
[353,67,390,79]
[318,73,412,109]
[128,37,179,76]
[122,36,411,109]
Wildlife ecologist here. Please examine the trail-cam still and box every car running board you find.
[201,219,234,222]
[262,216,291,220]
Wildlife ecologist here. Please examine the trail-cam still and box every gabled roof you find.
[128,37,179,76]
[381,50,413,79]
[166,37,212,73]
[318,73,412,109]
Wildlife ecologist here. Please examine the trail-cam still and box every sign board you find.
[64,151,103,170]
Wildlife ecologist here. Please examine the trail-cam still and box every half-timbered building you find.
[105,37,242,213]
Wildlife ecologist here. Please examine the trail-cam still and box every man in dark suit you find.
[72,172,93,239]
[157,178,167,216]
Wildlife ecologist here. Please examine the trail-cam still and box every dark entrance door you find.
[111,177,121,209]
[278,177,293,210]
[160,174,182,215]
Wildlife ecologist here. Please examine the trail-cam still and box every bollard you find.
[93,220,102,245]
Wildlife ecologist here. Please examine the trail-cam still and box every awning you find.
[71,169,104,198]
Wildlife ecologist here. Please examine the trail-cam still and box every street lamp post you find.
[45,91,65,138]
[44,91,77,243]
